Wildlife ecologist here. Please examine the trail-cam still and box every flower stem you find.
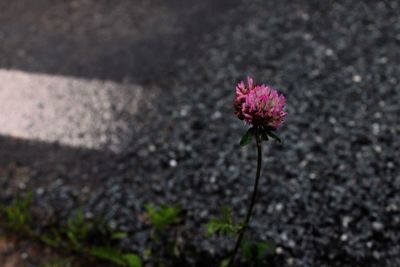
[227,135,263,267]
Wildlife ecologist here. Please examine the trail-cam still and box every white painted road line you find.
[0,69,144,152]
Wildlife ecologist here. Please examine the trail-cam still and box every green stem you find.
[227,134,263,267]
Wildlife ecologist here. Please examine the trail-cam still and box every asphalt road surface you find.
[0,0,399,266]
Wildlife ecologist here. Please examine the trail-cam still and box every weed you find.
[1,192,33,235]
[144,204,184,266]
[42,257,72,267]
[145,204,181,232]
[205,207,243,237]
[240,239,275,267]
[0,194,142,267]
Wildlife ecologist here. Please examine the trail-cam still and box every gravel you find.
[1,0,400,266]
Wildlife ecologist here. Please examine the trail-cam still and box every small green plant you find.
[57,210,142,267]
[41,209,121,250]
[0,194,142,267]
[240,239,275,267]
[41,228,63,248]
[1,192,33,234]
[206,207,243,237]
[145,204,181,231]
[42,257,72,267]
[89,247,142,267]
[66,209,89,249]
[144,204,184,267]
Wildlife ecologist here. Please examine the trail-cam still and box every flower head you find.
[234,76,287,129]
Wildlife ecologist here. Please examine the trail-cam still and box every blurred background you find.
[0,0,399,266]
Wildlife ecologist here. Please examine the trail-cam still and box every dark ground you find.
[1,0,400,266]
[0,0,236,83]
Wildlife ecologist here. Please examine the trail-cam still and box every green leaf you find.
[89,247,126,266]
[260,128,269,141]
[20,192,33,210]
[256,241,275,258]
[240,239,254,261]
[66,210,89,245]
[221,207,234,224]
[265,129,281,143]
[112,232,128,240]
[42,257,72,267]
[41,233,62,248]
[145,204,181,231]
[67,231,81,248]
[240,240,276,263]
[206,220,239,237]
[144,248,152,260]
[68,210,85,229]
[205,208,242,237]
[123,254,142,267]
[219,259,229,267]
[2,192,33,234]
[240,127,255,146]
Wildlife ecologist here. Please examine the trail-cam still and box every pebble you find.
[372,221,384,231]
[340,234,348,242]
[325,49,334,57]
[169,159,178,168]
[36,187,44,196]
[352,74,362,83]
[276,246,284,255]
[209,176,216,183]
[275,203,284,212]
[342,216,352,228]
[212,111,222,120]
[20,252,28,259]
[372,123,380,135]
